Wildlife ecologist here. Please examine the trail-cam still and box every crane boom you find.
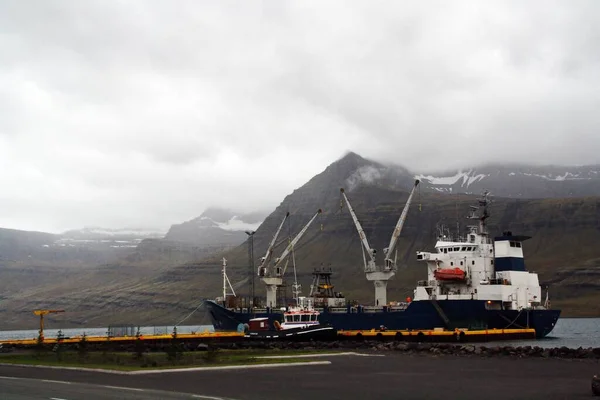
[257,212,290,276]
[383,180,420,266]
[33,309,65,316]
[340,188,376,265]
[273,209,322,274]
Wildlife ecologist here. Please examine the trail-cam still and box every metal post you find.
[245,230,256,308]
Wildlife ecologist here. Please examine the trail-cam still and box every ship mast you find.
[221,257,236,305]
[467,190,491,235]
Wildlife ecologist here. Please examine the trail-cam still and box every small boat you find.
[434,267,466,281]
[244,304,337,341]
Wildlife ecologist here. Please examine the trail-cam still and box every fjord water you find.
[454,318,600,348]
[490,317,600,349]
[0,325,214,341]
[0,318,598,348]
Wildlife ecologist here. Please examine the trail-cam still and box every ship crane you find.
[260,209,322,308]
[340,180,420,306]
[257,212,290,278]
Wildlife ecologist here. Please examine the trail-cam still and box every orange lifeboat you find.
[434,268,466,281]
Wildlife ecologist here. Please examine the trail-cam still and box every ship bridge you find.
[493,231,531,272]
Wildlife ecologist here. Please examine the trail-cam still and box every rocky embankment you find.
[216,341,600,360]
[9,338,600,361]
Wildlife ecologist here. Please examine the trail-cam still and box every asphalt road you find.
[0,353,598,400]
[0,375,231,400]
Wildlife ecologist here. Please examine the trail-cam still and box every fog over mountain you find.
[1,1,599,233]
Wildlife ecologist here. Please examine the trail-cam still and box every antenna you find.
[222,258,236,305]
[455,191,460,241]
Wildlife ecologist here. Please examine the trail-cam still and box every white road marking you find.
[256,351,385,358]
[102,385,144,391]
[128,360,331,374]
[0,375,239,399]
[0,359,334,376]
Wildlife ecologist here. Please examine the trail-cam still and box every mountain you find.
[280,152,600,199]
[0,227,57,262]
[164,207,269,246]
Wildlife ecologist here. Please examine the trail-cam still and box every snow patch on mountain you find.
[62,226,165,238]
[416,170,487,187]
[522,172,591,181]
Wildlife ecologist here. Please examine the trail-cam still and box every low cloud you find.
[0,0,598,231]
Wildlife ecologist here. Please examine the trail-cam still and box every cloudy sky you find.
[1,1,599,232]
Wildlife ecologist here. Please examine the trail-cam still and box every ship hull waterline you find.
[204,300,560,339]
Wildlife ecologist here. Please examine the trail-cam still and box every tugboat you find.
[205,188,561,339]
[244,297,337,341]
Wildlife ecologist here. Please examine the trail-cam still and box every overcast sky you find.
[1,1,599,232]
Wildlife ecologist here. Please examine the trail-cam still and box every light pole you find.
[245,230,255,308]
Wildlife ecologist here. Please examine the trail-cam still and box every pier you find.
[0,327,536,348]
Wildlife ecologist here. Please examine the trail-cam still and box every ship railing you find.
[489,278,511,285]
[417,280,436,287]
[326,307,350,313]
[227,307,284,314]
[362,306,386,313]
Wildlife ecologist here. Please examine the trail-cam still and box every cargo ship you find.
[205,186,560,339]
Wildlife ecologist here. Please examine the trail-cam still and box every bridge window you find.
[444,248,448,253]
[460,261,463,266]
[472,260,475,265]
[516,242,522,248]
[454,247,460,251]
[450,262,454,266]
[461,247,467,251]
[448,248,453,252]
[510,241,516,247]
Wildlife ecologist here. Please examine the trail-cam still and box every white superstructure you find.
[413,191,547,311]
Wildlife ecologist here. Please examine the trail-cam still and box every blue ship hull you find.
[204,300,560,339]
